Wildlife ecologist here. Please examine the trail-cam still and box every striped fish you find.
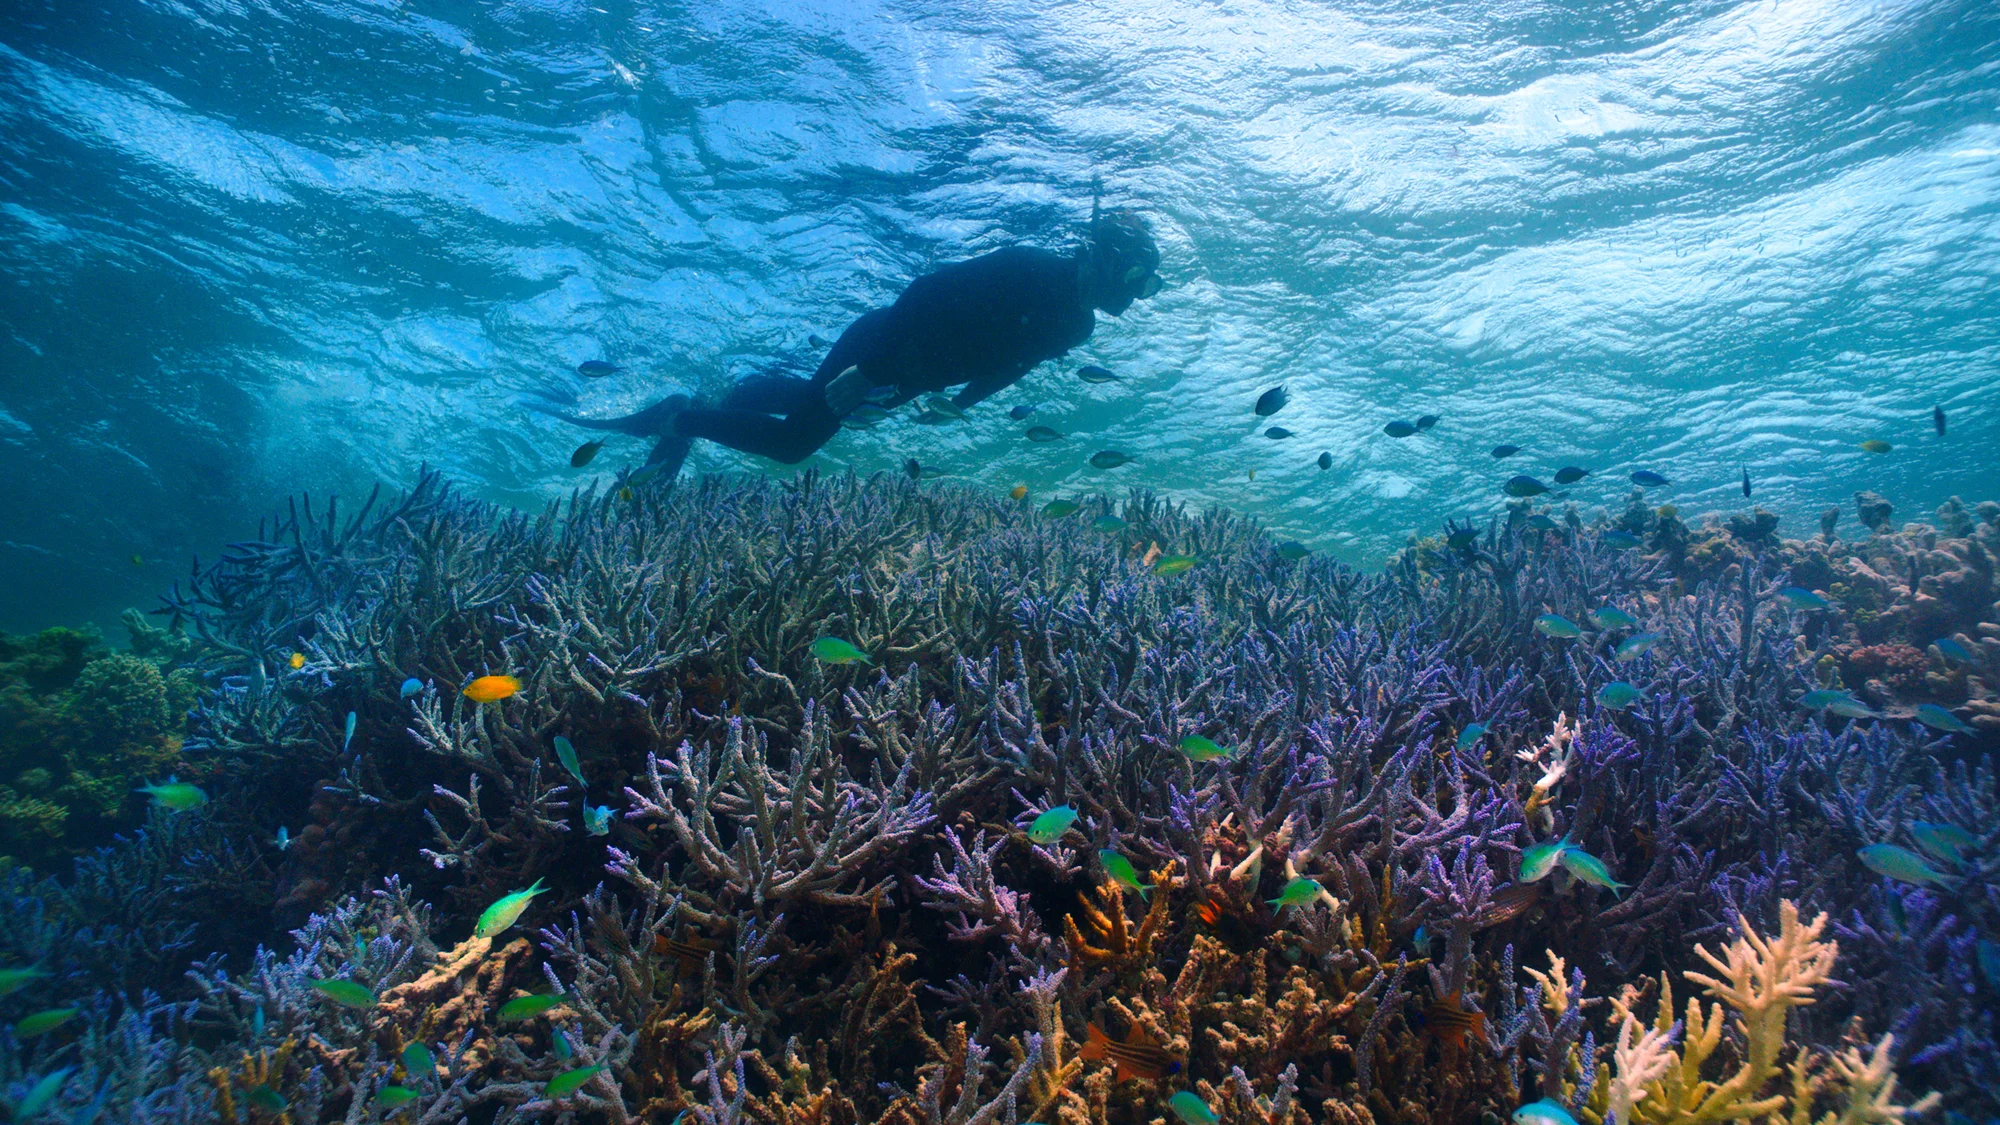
[1080,1023,1183,1082]
[1424,992,1487,1050]
[653,933,720,973]
[1477,883,1541,929]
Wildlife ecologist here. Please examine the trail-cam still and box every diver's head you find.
[1082,208,1161,316]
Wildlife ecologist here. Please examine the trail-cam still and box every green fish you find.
[553,736,586,789]
[583,805,613,836]
[1094,515,1130,533]
[922,394,966,420]
[13,1007,74,1038]
[1169,1092,1220,1125]
[571,440,604,468]
[1909,822,1974,867]
[1859,439,1892,454]
[1614,632,1662,661]
[402,1040,435,1081]
[1526,514,1559,532]
[1558,847,1629,897]
[1601,530,1642,549]
[1826,698,1880,720]
[1178,735,1235,762]
[1090,450,1135,469]
[1533,614,1581,639]
[1041,499,1082,518]
[1027,805,1079,844]
[841,405,889,429]
[0,966,48,997]
[1857,844,1953,887]
[498,993,567,1021]
[344,710,357,752]
[1276,540,1310,561]
[1098,849,1152,899]
[1913,704,1974,734]
[1027,426,1066,443]
[135,778,208,811]
[808,636,872,665]
[546,1065,606,1099]
[246,1086,288,1112]
[553,1026,573,1060]
[1588,606,1639,630]
[474,878,549,938]
[1456,722,1489,752]
[14,1067,72,1119]
[1152,555,1197,576]
[1596,681,1643,710]
[1513,1099,1580,1125]
[1504,475,1550,498]
[310,979,376,1010]
[1799,689,1856,710]
[1266,876,1323,911]
[1776,587,1832,610]
[376,1086,421,1109]
[1519,835,1571,883]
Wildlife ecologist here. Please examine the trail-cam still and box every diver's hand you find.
[824,365,870,416]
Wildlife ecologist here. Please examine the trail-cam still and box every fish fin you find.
[1080,1023,1111,1062]
[1125,1024,1158,1048]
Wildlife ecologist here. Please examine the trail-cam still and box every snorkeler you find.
[535,199,1163,480]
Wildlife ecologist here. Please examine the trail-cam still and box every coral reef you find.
[0,611,200,867]
[0,469,1991,1121]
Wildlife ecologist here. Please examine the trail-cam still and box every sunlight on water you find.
[1,0,1996,629]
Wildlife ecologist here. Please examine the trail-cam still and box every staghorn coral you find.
[0,468,1987,1121]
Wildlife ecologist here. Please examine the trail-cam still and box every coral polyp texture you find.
[1,470,1992,1122]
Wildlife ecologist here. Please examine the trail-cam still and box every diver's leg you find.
[674,397,840,465]
[720,373,818,414]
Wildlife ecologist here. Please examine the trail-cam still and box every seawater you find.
[1,0,1997,630]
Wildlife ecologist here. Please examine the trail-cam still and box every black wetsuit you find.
[673,246,1097,464]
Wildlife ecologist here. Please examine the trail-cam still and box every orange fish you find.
[1010,485,1028,500]
[1080,1023,1182,1082]
[1192,899,1222,927]
[1424,992,1487,1050]
[462,675,523,703]
[652,933,720,973]
[288,652,305,670]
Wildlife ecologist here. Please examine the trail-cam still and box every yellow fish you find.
[288,652,305,670]
[1859,440,1892,454]
[1010,485,1028,500]
[463,674,523,703]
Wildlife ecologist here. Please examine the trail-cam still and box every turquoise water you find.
[2,0,1996,632]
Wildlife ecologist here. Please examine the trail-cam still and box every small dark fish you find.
[1933,405,1945,436]
[904,458,922,481]
[1446,529,1478,552]
[1630,470,1669,487]
[1276,540,1310,561]
[1414,414,1440,431]
[1742,468,1752,498]
[1504,475,1551,498]
[1423,992,1487,1050]
[1077,365,1121,384]
[570,441,604,468]
[576,360,622,378]
[1491,444,1521,459]
[1317,452,1332,470]
[1552,466,1589,485]
[1384,420,1417,438]
[809,333,831,349]
[1010,404,1037,420]
[1080,1023,1183,1082]
[653,932,721,973]
[1026,426,1065,443]
[1255,385,1289,416]
[1265,426,1294,439]
[1090,450,1135,469]
[246,1087,288,1113]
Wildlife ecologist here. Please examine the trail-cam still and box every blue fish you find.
[1614,632,1663,661]
[1913,704,1974,735]
[273,826,291,850]
[1596,681,1643,710]
[1629,470,1669,487]
[1456,722,1489,752]
[1776,587,1832,611]
[400,677,423,699]
[343,711,357,753]
[584,805,613,836]
[1602,530,1642,549]
[1932,637,1976,664]
[1009,404,1037,421]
